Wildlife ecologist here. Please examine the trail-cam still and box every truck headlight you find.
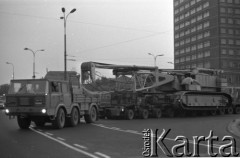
[41,109,46,114]
[5,109,9,114]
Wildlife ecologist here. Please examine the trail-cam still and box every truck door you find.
[62,83,71,108]
[50,82,62,108]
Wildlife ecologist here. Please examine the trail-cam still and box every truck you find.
[81,62,240,119]
[4,71,103,129]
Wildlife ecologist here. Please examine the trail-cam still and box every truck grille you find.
[6,95,45,107]
[19,97,31,106]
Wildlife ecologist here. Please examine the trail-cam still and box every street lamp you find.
[148,53,164,67]
[60,7,76,80]
[6,62,14,80]
[24,48,45,79]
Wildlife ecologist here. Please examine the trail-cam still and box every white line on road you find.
[95,152,111,158]
[92,123,239,151]
[57,137,65,141]
[29,127,100,158]
[74,144,88,150]
[45,132,53,136]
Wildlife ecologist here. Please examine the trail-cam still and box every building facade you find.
[174,0,240,86]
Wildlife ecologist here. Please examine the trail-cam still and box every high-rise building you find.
[174,0,240,86]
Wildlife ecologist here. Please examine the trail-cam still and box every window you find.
[221,49,227,54]
[192,54,196,60]
[227,0,233,3]
[197,43,203,49]
[203,2,209,8]
[186,38,191,43]
[191,18,196,24]
[203,21,210,28]
[186,47,191,53]
[186,56,191,61]
[221,18,226,23]
[190,9,196,15]
[235,9,240,14]
[197,34,203,40]
[228,29,234,34]
[197,53,203,58]
[197,24,202,30]
[228,8,233,14]
[236,19,240,25]
[196,5,202,12]
[228,39,234,45]
[204,41,210,47]
[191,36,196,42]
[220,8,226,13]
[229,50,234,55]
[191,27,196,32]
[197,15,203,21]
[191,45,197,51]
[203,12,210,18]
[198,63,203,68]
[221,39,227,44]
[204,62,210,68]
[221,28,226,34]
[228,18,234,24]
[236,40,240,45]
[204,51,210,57]
[204,31,210,37]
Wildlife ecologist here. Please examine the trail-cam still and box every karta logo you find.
[142,129,239,157]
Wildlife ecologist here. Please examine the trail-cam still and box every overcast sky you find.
[0,0,174,85]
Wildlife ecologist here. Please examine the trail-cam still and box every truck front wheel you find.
[52,108,66,129]
[17,116,31,129]
[85,106,97,123]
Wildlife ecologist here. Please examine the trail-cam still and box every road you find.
[1,110,240,158]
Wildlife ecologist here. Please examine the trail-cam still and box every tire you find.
[234,106,240,114]
[52,108,66,129]
[85,106,97,123]
[154,109,162,119]
[69,107,80,127]
[17,116,31,129]
[125,109,134,120]
[218,107,225,115]
[141,109,149,119]
[227,107,234,114]
[210,110,217,116]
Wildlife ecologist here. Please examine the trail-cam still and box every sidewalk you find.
[227,118,240,139]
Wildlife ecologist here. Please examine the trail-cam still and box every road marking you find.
[74,144,88,150]
[29,127,100,158]
[95,152,111,158]
[57,137,65,141]
[92,123,240,151]
[45,132,53,136]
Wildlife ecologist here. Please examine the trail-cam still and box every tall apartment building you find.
[174,0,240,86]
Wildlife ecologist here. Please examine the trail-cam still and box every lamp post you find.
[60,7,76,80]
[24,48,44,79]
[6,62,14,80]
[148,53,164,67]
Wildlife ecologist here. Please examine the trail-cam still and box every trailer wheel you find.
[17,116,31,129]
[227,107,234,114]
[52,108,66,129]
[69,107,80,127]
[154,109,162,119]
[141,109,149,119]
[125,109,134,120]
[210,110,217,116]
[85,106,97,123]
[234,106,240,114]
[218,107,225,115]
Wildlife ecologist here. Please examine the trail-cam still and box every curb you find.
[227,119,240,140]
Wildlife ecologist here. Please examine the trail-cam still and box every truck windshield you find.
[8,80,47,94]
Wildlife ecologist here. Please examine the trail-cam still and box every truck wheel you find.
[69,107,79,127]
[52,108,66,129]
[125,109,134,120]
[218,107,225,115]
[234,106,240,114]
[85,106,97,123]
[154,109,162,119]
[227,107,234,114]
[141,109,149,119]
[17,116,31,129]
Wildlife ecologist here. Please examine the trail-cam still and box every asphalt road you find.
[1,110,240,158]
